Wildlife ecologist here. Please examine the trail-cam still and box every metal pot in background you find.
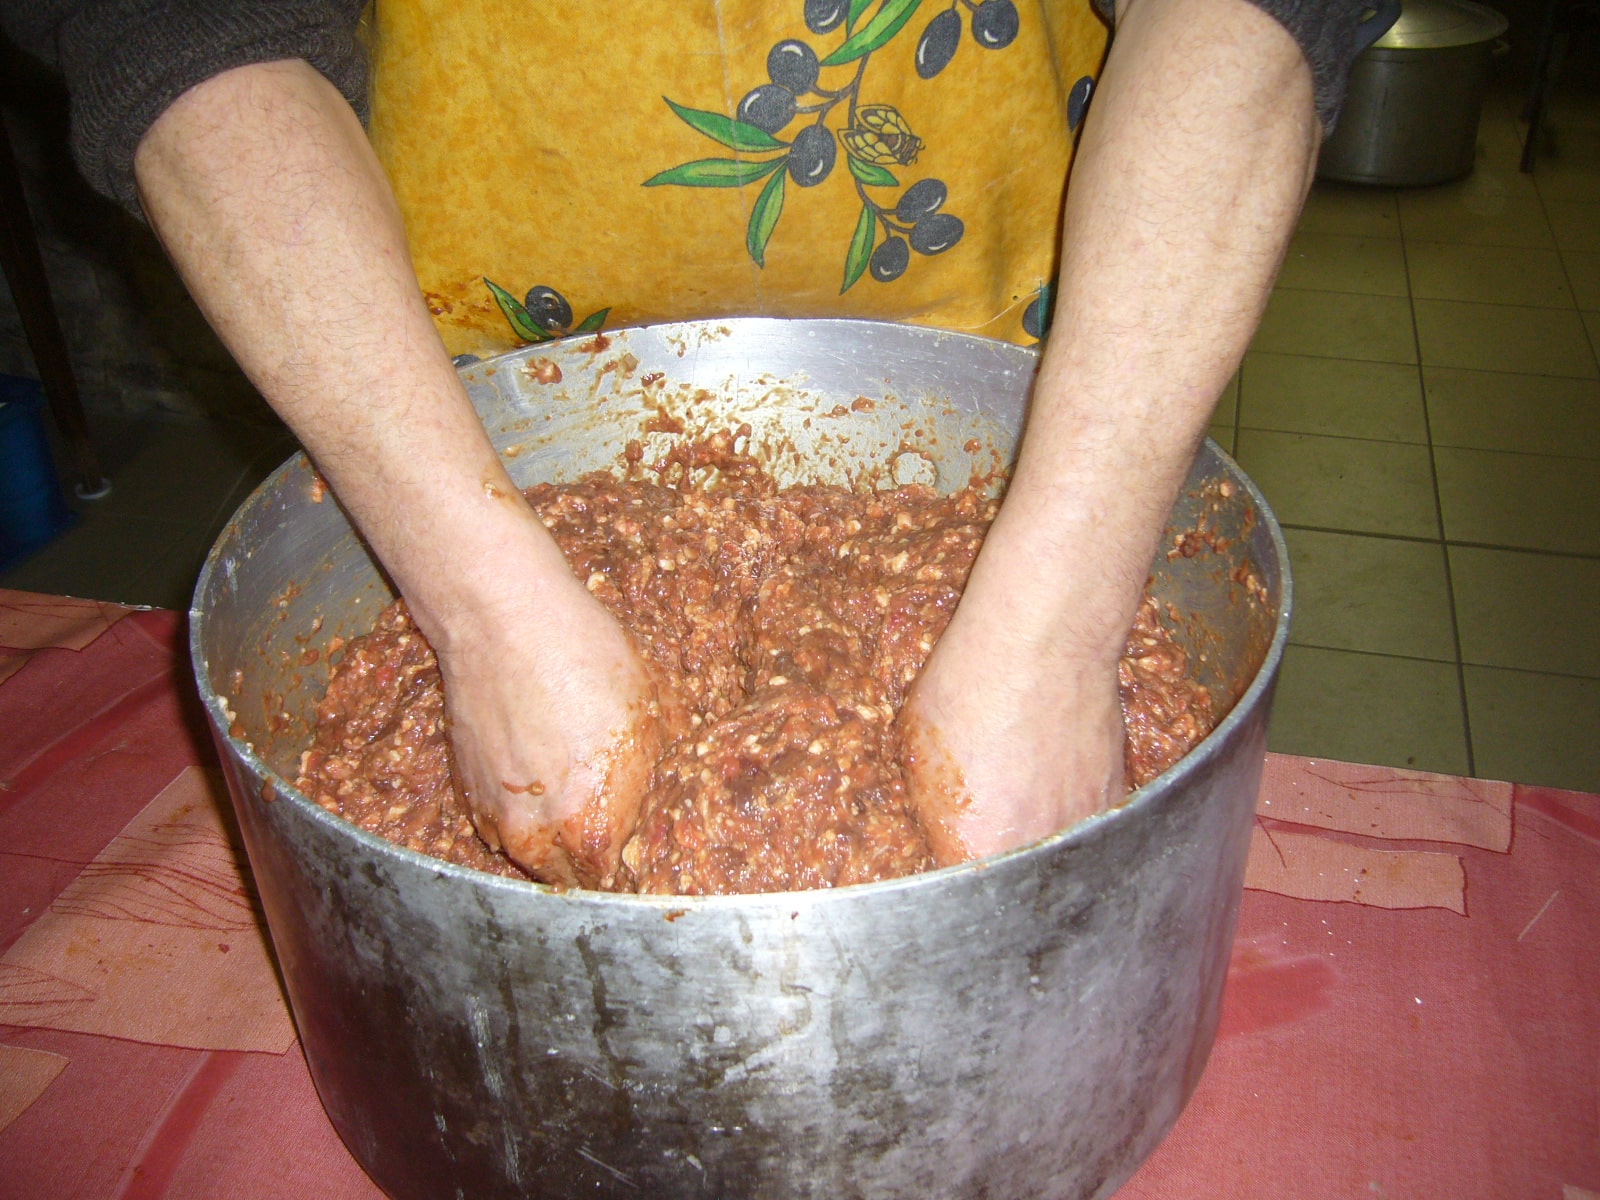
[1319,0,1511,186]
[190,319,1292,1200]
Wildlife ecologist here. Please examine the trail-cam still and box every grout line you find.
[1249,346,1600,391]
[1429,441,1600,465]
[1403,221,1477,779]
[1542,189,1600,375]
[1277,523,1442,545]
[1439,538,1600,563]
[1289,638,1600,687]
[1224,365,1241,459]
[1451,660,1600,685]
[1277,522,1600,563]
[1272,283,1587,316]
[1285,638,1459,668]
[1237,424,1430,448]
[1242,423,1600,464]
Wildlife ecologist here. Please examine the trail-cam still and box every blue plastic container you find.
[0,374,78,571]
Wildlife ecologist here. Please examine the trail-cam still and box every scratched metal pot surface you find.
[191,318,1291,1200]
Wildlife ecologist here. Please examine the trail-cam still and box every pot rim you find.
[189,316,1293,910]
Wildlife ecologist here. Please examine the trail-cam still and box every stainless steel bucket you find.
[191,318,1291,1200]
[1317,0,1510,186]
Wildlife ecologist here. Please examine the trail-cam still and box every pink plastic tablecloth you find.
[1,588,1595,1199]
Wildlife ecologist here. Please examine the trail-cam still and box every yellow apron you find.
[367,0,1107,357]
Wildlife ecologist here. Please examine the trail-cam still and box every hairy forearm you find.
[133,59,580,651]
[969,0,1318,668]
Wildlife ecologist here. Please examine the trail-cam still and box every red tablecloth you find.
[1,589,1596,1199]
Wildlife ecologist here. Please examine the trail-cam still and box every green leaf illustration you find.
[847,157,898,188]
[573,307,611,334]
[645,156,787,188]
[847,0,875,32]
[663,98,787,152]
[746,167,787,267]
[841,204,875,293]
[484,277,554,343]
[821,0,925,65]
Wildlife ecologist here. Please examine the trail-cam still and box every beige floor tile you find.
[1407,241,1576,308]
[1267,645,1470,776]
[1564,250,1600,312]
[1240,353,1426,442]
[1213,371,1239,426]
[1424,367,1600,458]
[1277,232,1409,296]
[1541,92,1600,132]
[2,415,298,609]
[1535,160,1600,205]
[1207,424,1236,458]
[141,455,298,611]
[84,415,295,523]
[1450,546,1600,677]
[1435,446,1600,555]
[1284,529,1455,660]
[1479,87,1522,122]
[1413,300,1599,378]
[1397,179,1557,248]
[1527,124,1600,202]
[1205,374,1240,456]
[1296,183,1401,239]
[1236,430,1438,538]
[1464,666,1600,791]
[0,511,191,606]
[1475,117,1540,180]
[1251,289,1417,364]
[1545,199,1600,255]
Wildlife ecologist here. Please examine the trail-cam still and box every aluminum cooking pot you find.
[1317,0,1510,186]
[191,318,1291,1200]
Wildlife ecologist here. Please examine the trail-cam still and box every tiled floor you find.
[4,85,1599,792]
[1207,86,1600,792]
[1,410,297,611]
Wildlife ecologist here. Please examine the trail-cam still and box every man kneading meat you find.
[3,0,1388,885]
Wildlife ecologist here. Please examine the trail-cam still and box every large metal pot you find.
[1318,0,1510,186]
[191,318,1291,1200]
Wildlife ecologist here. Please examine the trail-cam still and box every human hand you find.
[899,617,1125,867]
[433,587,671,890]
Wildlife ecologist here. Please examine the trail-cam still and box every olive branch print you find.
[1022,280,1053,342]
[644,0,1022,293]
[483,279,611,345]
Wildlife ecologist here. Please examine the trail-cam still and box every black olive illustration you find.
[768,40,821,93]
[1068,75,1095,132]
[971,0,1020,49]
[452,353,481,368]
[895,178,947,224]
[915,9,962,78]
[738,84,798,134]
[523,285,573,331]
[1022,289,1053,338]
[805,0,849,34]
[910,212,964,255]
[788,124,838,187]
[870,236,910,282]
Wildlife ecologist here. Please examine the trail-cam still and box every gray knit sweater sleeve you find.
[1089,0,1387,132]
[1,0,368,213]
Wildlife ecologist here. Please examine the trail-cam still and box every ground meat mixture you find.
[297,436,1216,895]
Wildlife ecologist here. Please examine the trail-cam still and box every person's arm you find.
[134,60,662,888]
[901,0,1319,863]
